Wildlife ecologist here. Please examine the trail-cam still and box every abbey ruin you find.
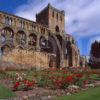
[0,4,82,70]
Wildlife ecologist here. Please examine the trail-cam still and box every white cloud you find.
[15,0,57,21]
[15,0,100,38]
[67,0,100,37]
[14,0,100,55]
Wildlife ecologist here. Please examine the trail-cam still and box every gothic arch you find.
[1,44,12,55]
[5,16,12,25]
[55,25,59,32]
[16,30,27,46]
[39,36,47,51]
[66,41,72,66]
[48,34,62,68]
[1,27,14,45]
[56,34,63,47]
[2,27,14,35]
[28,33,37,46]
[66,42,79,67]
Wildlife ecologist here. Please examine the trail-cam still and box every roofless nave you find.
[0,3,83,69]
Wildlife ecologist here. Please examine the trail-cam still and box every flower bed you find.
[10,67,100,92]
[13,80,36,91]
[36,67,90,90]
[0,67,100,99]
[12,72,36,91]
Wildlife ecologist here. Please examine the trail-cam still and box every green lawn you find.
[0,84,16,99]
[55,87,100,100]
[90,74,100,80]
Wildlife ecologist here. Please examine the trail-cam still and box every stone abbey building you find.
[0,4,80,69]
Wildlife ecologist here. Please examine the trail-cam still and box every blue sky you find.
[0,0,100,56]
[0,0,26,13]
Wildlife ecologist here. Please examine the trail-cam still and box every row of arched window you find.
[4,16,46,34]
[1,27,48,49]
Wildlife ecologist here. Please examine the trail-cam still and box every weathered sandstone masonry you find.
[0,3,82,69]
[2,49,50,69]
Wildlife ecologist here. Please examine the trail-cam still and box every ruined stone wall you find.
[2,49,50,69]
[0,4,81,69]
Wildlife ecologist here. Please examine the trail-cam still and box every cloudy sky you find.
[0,0,100,55]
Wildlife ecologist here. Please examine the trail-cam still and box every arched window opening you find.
[2,27,14,44]
[16,31,26,46]
[28,33,37,46]
[19,20,25,28]
[41,28,45,34]
[1,35,6,44]
[1,45,11,55]
[9,18,12,25]
[5,17,12,25]
[55,25,59,32]
[39,36,47,52]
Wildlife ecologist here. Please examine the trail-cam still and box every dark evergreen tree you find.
[89,40,100,69]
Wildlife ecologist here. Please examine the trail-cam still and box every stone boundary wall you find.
[0,49,50,70]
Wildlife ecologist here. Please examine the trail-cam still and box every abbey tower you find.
[36,3,65,34]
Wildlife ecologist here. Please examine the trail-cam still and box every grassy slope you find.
[0,84,16,99]
[56,87,100,100]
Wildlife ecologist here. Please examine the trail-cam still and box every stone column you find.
[25,33,29,49]
[60,38,65,67]
[36,34,40,51]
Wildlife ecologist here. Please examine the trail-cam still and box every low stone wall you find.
[1,49,50,70]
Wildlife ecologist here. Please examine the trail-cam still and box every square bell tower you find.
[36,3,65,34]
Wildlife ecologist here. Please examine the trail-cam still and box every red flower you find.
[14,82,20,87]
[13,81,20,91]
[26,82,33,87]
[75,74,83,78]
[66,76,73,83]
[23,80,35,87]
[23,80,28,84]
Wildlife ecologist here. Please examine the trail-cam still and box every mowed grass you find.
[56,87,100,100]
[0,84,16,99]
